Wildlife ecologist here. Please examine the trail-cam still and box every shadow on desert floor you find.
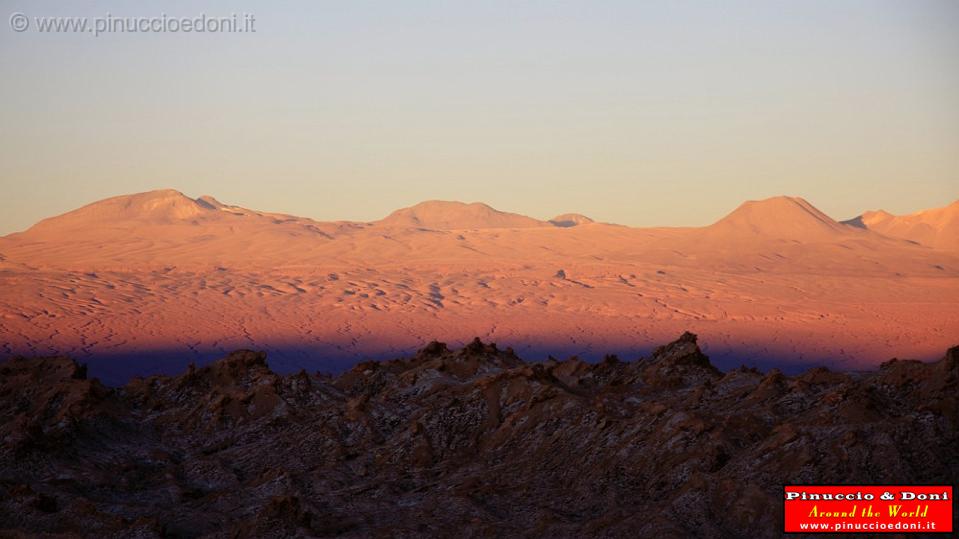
[37,339,863,386]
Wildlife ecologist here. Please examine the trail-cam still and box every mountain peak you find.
[550,213,594,228]
[123,189,202,214]
[28,189,213,232]
[196,195,227,209]
[847,199,959,250]
[376,200,546,230]
[143,188,186,198]
[736,195,817,212]
[706,196,850,241]
[411,200,494,212]
[864,208,893,216]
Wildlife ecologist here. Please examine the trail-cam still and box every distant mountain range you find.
[12,188,959,242]
[843,200,959,251]
[0,190,956,381]
[2,190,956,271]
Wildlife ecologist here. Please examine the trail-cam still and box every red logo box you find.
[784,485,953,534]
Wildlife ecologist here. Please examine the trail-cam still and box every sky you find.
[1,0,957,234]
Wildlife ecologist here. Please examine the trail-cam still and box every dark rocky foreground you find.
[1,334,957,538]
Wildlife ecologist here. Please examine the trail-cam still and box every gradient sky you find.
[1,0,957,234]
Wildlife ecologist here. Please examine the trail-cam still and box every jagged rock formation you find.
[1,334,957,538]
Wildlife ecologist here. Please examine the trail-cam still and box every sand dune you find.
[1,190,957,382]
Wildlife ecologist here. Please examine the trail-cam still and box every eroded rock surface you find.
[1,335,957,537]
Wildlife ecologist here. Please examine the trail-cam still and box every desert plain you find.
[1,190,956,384]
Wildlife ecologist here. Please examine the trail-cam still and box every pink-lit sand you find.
[1,191,956,379]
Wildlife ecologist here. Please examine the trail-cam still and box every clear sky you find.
[1,0,957,233]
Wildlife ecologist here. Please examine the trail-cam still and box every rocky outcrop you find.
[1,334,957,538]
